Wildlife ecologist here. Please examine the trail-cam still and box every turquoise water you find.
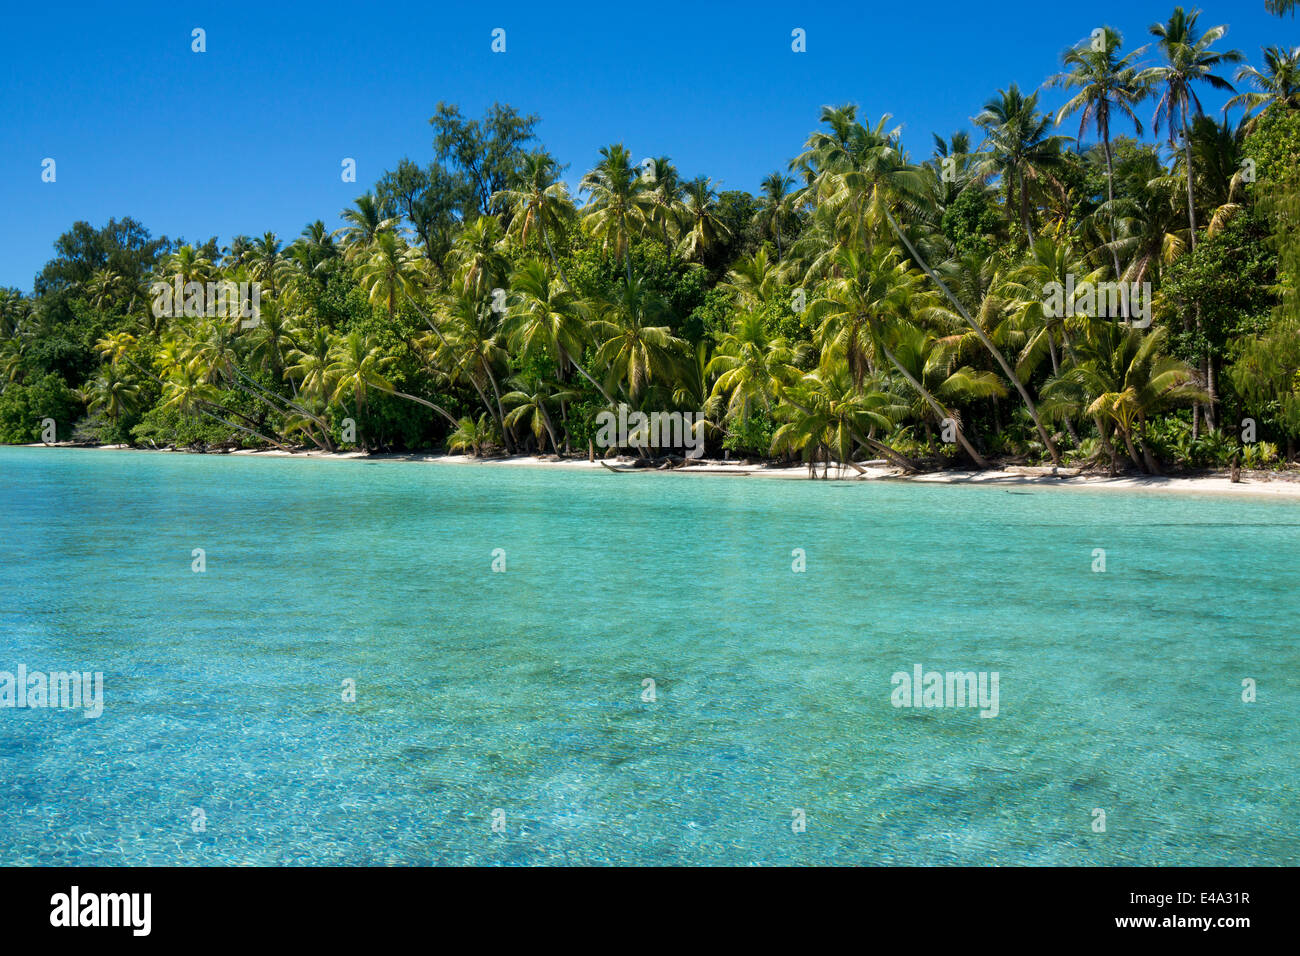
[0,445,1296,865]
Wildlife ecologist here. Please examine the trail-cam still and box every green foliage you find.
[0,373,81,443]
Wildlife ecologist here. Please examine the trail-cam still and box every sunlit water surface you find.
[1,446,1296,865]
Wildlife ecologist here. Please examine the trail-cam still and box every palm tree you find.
[1101,148,1190,288]
[1141,6,1243,253]
[447,414,495,457]
[433,292,513,449]
[337,193,398,262]
[797,106,1062,463]
[357,231,423,319]
[706,310,802,431]
[85,366,141,426]
[771,367,902,477]
[886,320,1008,452]
[641,157,687,257]
[502,259,611,403]
[249,232,289,300]
[327,331,393,451]
[1049,26,1149,287]
[502,376,573,453]
[678,177,732,262]
[1226,46,1300,128]
[590,277,684,403]
[720,248,785,308]
[974,84,1070,243]
[1042,324,1206,473]
[755,172,797,260]
[493,151,576,281]
[449,216,510,301]
[222,235,254,270]
[580,144,649,283]
[808,242,989,467]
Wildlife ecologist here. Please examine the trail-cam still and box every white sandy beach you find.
[30,443,1300,499]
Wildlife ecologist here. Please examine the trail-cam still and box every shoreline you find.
[15,441,1300,499]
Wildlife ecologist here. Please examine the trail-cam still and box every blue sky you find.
[1,1,1293,290]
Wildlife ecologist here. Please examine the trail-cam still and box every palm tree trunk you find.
[1102,125,1126,317]
[480,357,513,453]
[1094,415,1118,476]
[541,224,574,292]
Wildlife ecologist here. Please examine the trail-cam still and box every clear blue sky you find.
[2,0,1293,290]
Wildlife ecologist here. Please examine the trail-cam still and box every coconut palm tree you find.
[755,172,798,260]
[1226,46,1300,128]
[590,277,684,403]
[885,320,1008,452]
[974,84,1070,243]
[327,331,393,451]
[797,106,1062,464]
[85,366,141,426]
[337,193,398,262]
[706,310,802,430]
[720,248,785,308]
[771,367,902,477]
[449,216,510,301]
[1042,324,1206,473]
[640,156,687,257]
[249,233,289,300]
[447,414,495,457]
[580,144,649,283]
[678,177,732,262]
[501,259,610,403]
[357,231,424,319]
[493,151,576,281]
[502,376,573,453]
[809,242,989,467]
[1049,26,1149,287]
[1141,6,1243,253]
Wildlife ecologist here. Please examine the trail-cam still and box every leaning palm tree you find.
[772,366,906,477]
[1049,26,1149,287]
[1226,46,1300,129]
[579,144,649,283]
[796,106,1062,463]
[1140,6,1243,253]
[809,242,989,468]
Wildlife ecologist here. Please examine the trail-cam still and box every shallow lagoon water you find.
[0,445,1296,865]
